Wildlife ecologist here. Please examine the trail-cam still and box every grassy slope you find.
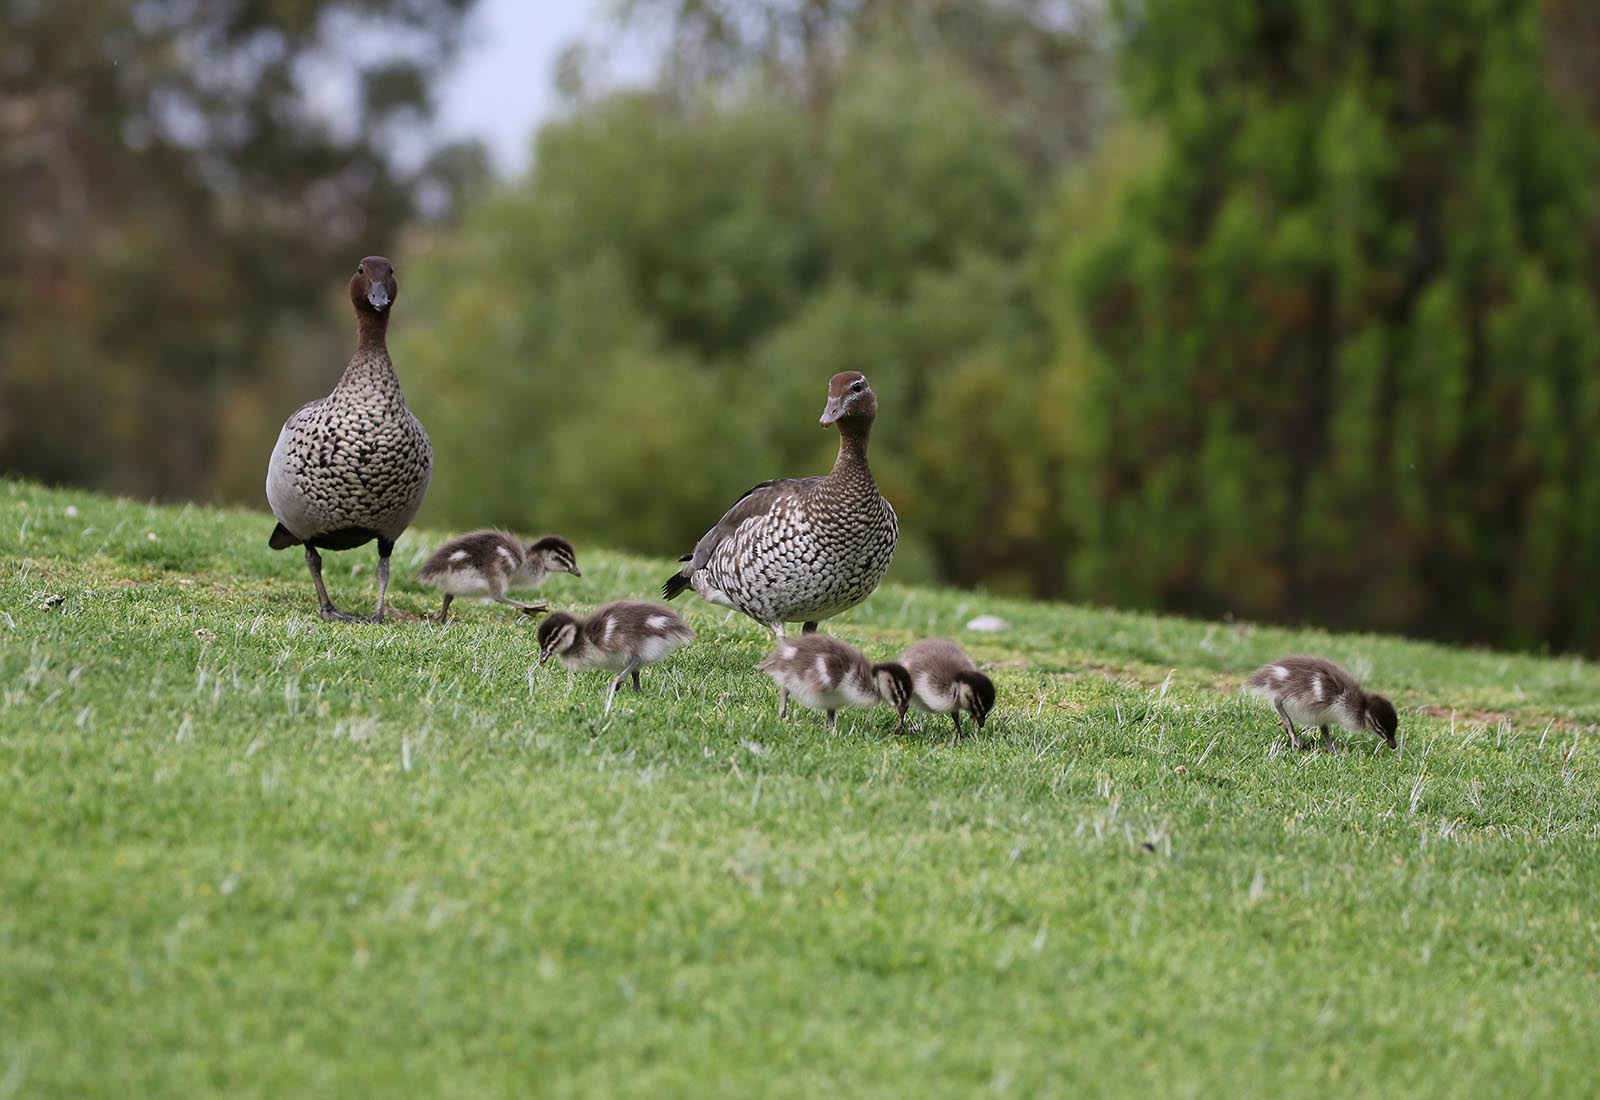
[2,478,1598,1099]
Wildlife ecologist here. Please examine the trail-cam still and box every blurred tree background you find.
[0,0,486,499]
[6,0,1600,653]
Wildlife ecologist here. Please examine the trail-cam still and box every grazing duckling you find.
[756,634,911,730]
[1245,655,1398,752]
[266,256,432,623]
[663,371,898,639]
[897,639,996,738]
[537,601,694,712]
[416,531,581,623]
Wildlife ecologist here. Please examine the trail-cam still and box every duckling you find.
[663,372,898,639]
[897,639,996,738]
[266,256,431,623]
[1244,655,1398,751]
[756,633,911,730]
[416,531,581,623]
[536,601,694,713]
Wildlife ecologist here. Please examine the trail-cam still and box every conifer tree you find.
[1069,0,1600,651]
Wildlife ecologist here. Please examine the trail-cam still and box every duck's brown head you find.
[350,256,398,315]
[819,371,877,429]
[1365,694,1399,749]
[536,611,581,665]
[528,535,582,578]
[872,661,912,726]
[956,670,996,729]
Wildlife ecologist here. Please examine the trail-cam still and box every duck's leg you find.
[629,663,642,693]
[493,595,549,617]
[951,712,964,740]
[306,546,359,622]
[1274,701,1303,750]
[604,675,623,714]
[802,621,818,634]
[777,690,789,720]
[826,709,837,730]
[369,538,394,623]
[434,593,453,624]
[1321,725,1338,753]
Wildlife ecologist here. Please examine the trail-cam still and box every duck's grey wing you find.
[265,398,325,547]
[663,477,823,598]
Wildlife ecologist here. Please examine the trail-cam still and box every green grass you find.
[3,478,1598,1099]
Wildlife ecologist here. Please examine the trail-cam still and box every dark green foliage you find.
[1066,0,1600,651]
[402,51,1077,589]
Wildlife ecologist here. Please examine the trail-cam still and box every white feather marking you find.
[648,614,672,631]
[1312,677,1324,702]
[1271,665,1288,681]
[496,545,518,568]
[815,655,831,684]
[449,549,469,563]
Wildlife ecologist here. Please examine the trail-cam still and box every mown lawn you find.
[2,478,1598,1098]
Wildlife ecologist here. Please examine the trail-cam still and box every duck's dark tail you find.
[268,523,302,550]
[661,555,692,600]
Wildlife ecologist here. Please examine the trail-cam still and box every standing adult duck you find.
[265,256,432,622]
[662,371,898,638]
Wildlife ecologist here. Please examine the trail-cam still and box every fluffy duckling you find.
[266,256,431,623]
[416,531,581,623]
[896,639,996,738]
[756,634,911,730]
[1244,655,1398,751]
[536,601,694,712]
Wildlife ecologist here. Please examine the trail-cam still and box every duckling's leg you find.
[826,709,838,730]
[493,595,549,617]
[777,690,789,720]
[802,621,818,634]
[369,538,394,623]
[1273,701,1304,750]
[951,712,965,739]
[435,594,454,624]
[1320,725,1338,753]
[604,659,641,713]
[305,546,359,622]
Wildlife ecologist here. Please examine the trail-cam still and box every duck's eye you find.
[850,380,864,392]
[357,265,364,275]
